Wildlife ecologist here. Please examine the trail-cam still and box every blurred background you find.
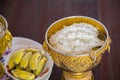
[0,0,120,80]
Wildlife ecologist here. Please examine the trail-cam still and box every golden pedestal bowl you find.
[0,15,13,78]
[43,16,111,80]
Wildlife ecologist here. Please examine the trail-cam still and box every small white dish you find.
[4,37,54,80]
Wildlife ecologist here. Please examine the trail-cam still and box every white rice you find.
[49,23,104,54]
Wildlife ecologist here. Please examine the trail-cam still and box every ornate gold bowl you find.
[0,15,12,78]
[0,15,12,57]
[43,16,111,80]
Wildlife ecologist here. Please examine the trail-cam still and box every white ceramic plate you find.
[4,37,53,80]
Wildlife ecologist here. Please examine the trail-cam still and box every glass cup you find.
[43,16,111,80]
[0,15,13,78]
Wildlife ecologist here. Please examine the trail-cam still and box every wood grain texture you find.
[94,0,120,80]
[0,0,120,80]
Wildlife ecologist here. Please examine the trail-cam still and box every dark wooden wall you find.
[0,0,120,80]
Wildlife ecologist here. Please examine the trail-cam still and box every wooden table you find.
[0,0,120,80]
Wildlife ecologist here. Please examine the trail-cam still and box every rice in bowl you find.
[49,23,104,54]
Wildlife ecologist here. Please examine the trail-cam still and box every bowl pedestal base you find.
[62,71,94,80]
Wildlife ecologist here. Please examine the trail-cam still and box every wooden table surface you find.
[0,0,120,80]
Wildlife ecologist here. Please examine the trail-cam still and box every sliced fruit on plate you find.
[11,69,35,80]
[7,48,48,79]
[29,52,41,70]
[20,52,32,69]
[13,49,25,64]
[34,56,47,76]
[26,48,39,53]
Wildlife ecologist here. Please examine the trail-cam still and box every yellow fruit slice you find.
[34,57,47,76]
[11,69,35,80]
[13,49,25,64]
[29,52,41,70]
[8,56,15,70]
[26,48,39,53]
[20,52,32,69]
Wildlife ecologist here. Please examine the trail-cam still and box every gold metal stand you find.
[62,71,93,80]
